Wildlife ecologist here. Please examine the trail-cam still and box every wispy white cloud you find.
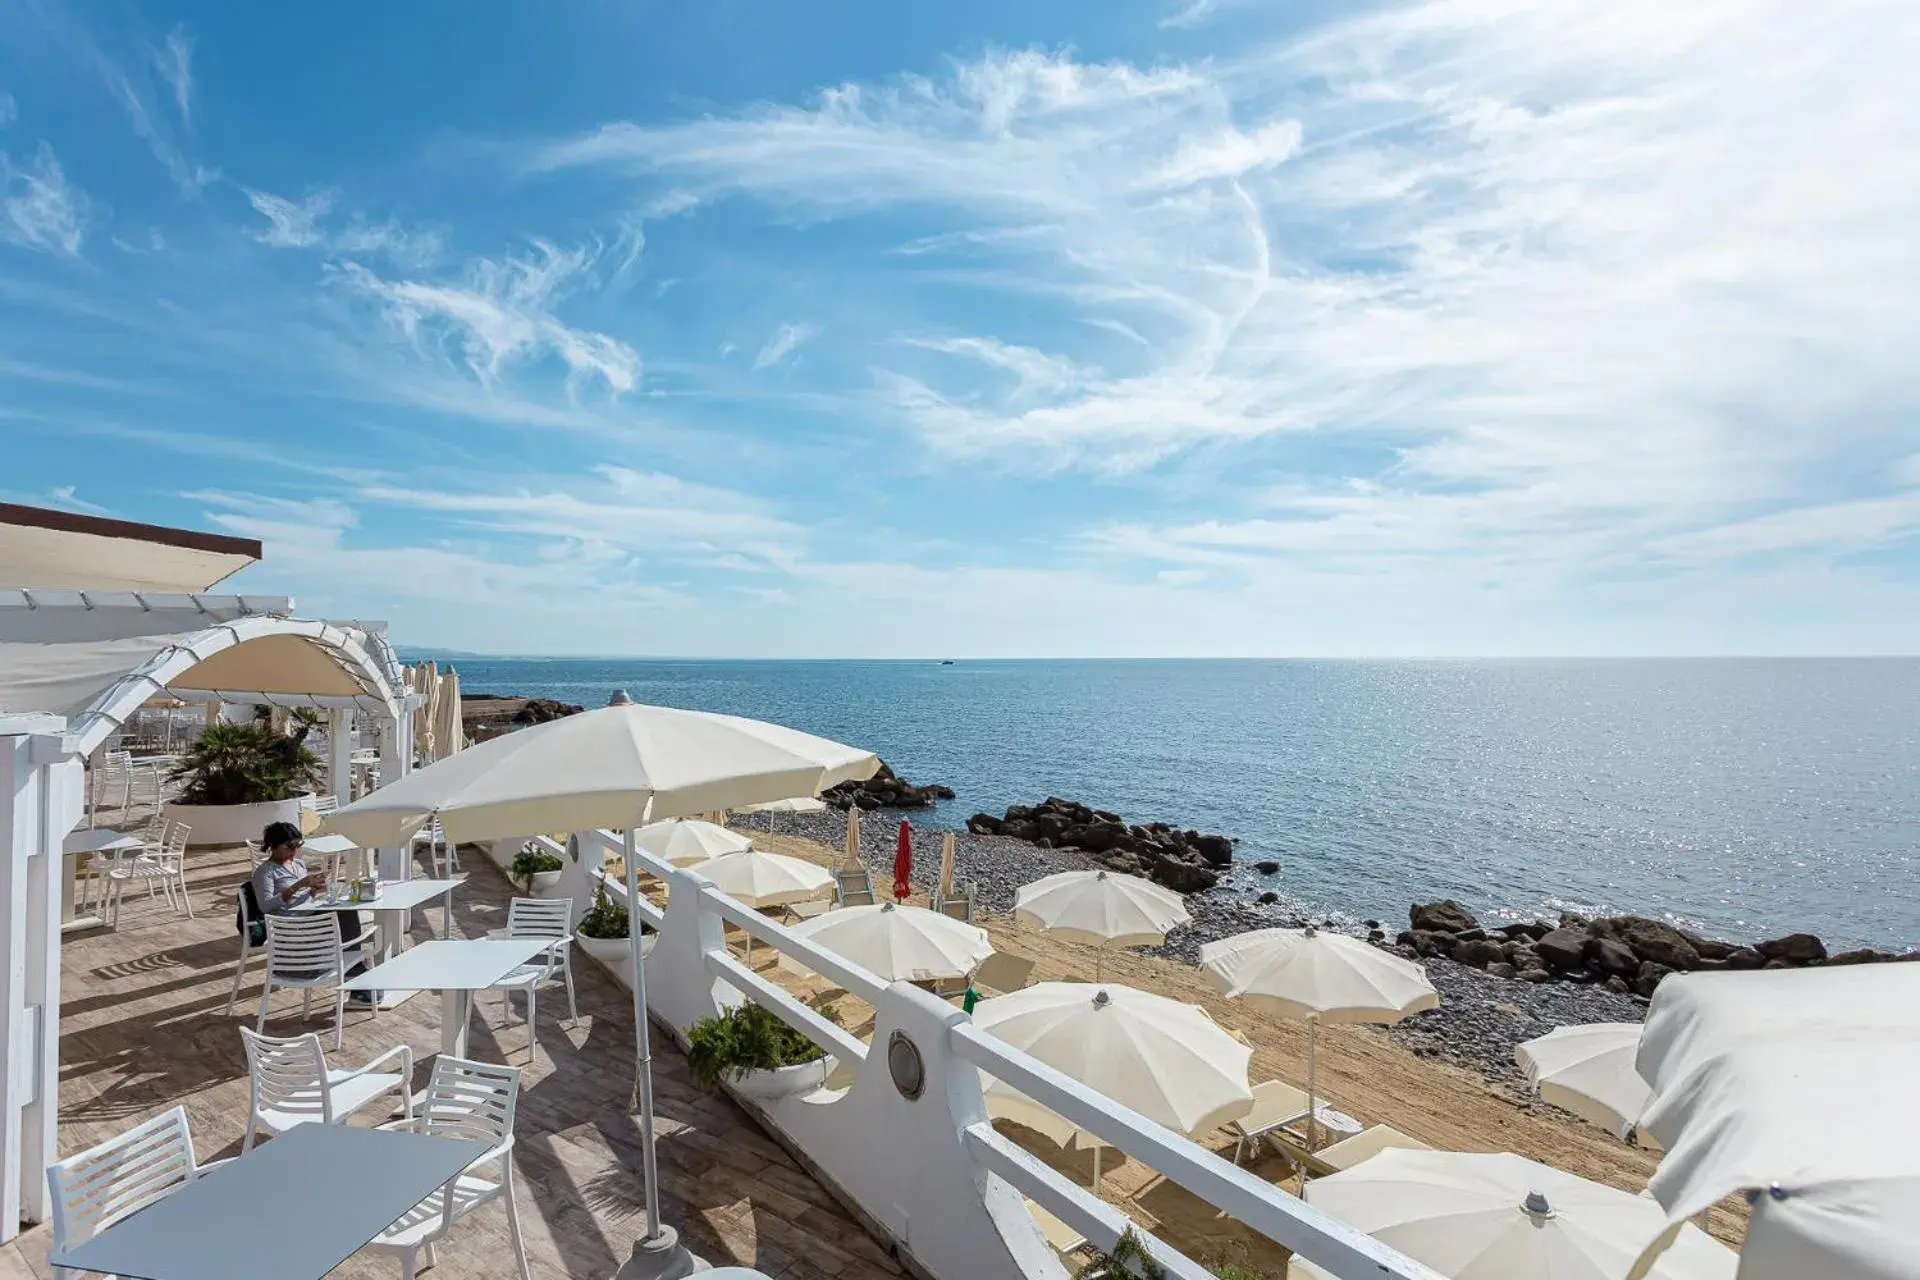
[333,212,444,269]
[245,187,332,248]
[0,91,16,128]
[153,25,192,126]
[754,321,817,369]
[902,335,1082,397]
[332,240,641,395]
[1,141,87,256]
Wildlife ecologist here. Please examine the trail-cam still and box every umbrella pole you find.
[625,826,665,1243]
[1306,1018,1319,1150]
[1092,1146,1102,1195]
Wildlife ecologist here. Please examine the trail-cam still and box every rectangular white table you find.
[61,828,145,930]
[46,1122,488,1280]
[297,876,462,948]
[344,937,550,1059]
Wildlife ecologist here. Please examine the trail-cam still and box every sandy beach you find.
[697,815,1746,1273]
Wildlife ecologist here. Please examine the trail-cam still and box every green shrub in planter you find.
[685,1003,826,1091]
[509,842,564,892]
[579,881,632,940]
[168,722,323,806]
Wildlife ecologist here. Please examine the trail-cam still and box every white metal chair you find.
[366,1056,531,1280]
[303,793,341,818]
[226,883,268,1015]
[77,812,159,915]
[47,1105,228,1264]
[89,748,135,824]
[257,912,378,1050]
[238,1027,413,1151]
[486,897,576,1058]
[412,815,458,879]
[107,821,193,924]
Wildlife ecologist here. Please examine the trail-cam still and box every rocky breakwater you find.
[460,694,585,743]
[1397,898,1915,998]
[822,761,955,810]
[966,797,1234,893]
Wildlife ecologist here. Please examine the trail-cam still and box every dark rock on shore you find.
[966,797,1232,895]
[823,761,954,811]
[1403,900,1914,995]
[460,694,585,742]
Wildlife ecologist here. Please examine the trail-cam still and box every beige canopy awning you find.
[0,503,261,593]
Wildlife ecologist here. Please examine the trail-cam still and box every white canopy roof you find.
[1630,965,1920,1280]
[0,502,260,593]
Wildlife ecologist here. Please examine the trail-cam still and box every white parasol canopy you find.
[320,701,878,846]
[636,818,754,866]
[689,848,834,908]
[742,795,828,814]
[973,982,1254,1188]
[1294,1149,1735,1280]
[787,901,991,982]
[1515,1022,1653,1143]
[1015,870,1191,979]
[1201,925,1438,1147]
[1628,965,1920,1280]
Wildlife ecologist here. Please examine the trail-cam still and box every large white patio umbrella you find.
[1293,1149,1736,1280]
[1629,964,1920,1280]
[787,901,991,982]
[690,847,834,907]
[1515,1022,1653,1143]
[322,693,877,1279]
[635,817,753,866]
[1014,869,1191,980]
[1201,925,1438,1146]
[973,982,1254,1190]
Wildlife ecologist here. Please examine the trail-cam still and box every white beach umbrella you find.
[322,692,877,1275]
[689,847,834,908]
[1014,869,1191,979]
[973,982,1254,1190]
[1293,1149,1735,1280]
[742,793,827,831]
[636,818,753,866]
[319,701,874,847]
[787,901,992,982]
[1515,1022,1653,1143]
[1201,925,1438,1146]
[1628,965,1920,1280]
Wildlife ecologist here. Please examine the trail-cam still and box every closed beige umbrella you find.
[843,804,862,864]
[1201,925,1438,1146]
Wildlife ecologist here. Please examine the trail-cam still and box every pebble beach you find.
[730,808,1648,1091]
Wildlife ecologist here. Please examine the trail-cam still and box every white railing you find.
[490,829,1443,1280]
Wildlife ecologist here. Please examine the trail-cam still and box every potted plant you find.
[510,841,565,896]
[163,720,323,845]
[576,880,653,964]
[686,1002,833,1100]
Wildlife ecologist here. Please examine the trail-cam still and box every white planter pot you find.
[577,934,631,966]
[526,870,565,897]
[163,796,310,847]
[731,1057,831,1101]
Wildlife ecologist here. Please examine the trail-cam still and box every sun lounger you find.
[1270,1123,1434,1179]
[784,898,833,924]
[1226,1079,1313,1164]
[934,951,1038,1001]
[1023,1198,1088,1265]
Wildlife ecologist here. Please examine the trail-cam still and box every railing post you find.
[641,867,732,1034]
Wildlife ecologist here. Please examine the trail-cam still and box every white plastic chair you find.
[412,815,458,879]
[366,1056,531,1280]
[107,821,193,924]
[226,884,268,1015]
[257,912,378,1050]
[89,749,135,824]
[486,897,576,1058]
[47,1105,228,1264]
[238,1027,412,1151]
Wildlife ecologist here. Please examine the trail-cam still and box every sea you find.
[429,657,1920,953]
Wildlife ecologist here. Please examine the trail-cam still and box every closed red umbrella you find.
[894,819,913,900]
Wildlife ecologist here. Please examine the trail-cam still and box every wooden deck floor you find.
[2,835,905,1280]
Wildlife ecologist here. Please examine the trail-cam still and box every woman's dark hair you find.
[261,821,304,851]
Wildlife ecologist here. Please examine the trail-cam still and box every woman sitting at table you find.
[252,821,378,1005]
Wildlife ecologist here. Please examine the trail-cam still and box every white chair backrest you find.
[265,913,345,977]
[421,1056,520,1148]
[48,1105,199,1250]
[162,822,190,862]
[307,794,340,816]
[504,897,572,941]
[101,749,132,777]
[239,1028,335,1125]
[245,839,265,867]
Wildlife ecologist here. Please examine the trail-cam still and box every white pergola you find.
[0,507,415,1241]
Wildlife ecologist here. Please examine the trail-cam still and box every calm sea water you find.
[437,657,1920,951]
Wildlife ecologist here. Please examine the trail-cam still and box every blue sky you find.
[3,0,1917,657]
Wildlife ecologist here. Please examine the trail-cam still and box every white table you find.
[46,1122,488,1280]
[297,875,462,948]
[344,937,549,1059]
[299,831,365,883]
[61,828,145,930]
